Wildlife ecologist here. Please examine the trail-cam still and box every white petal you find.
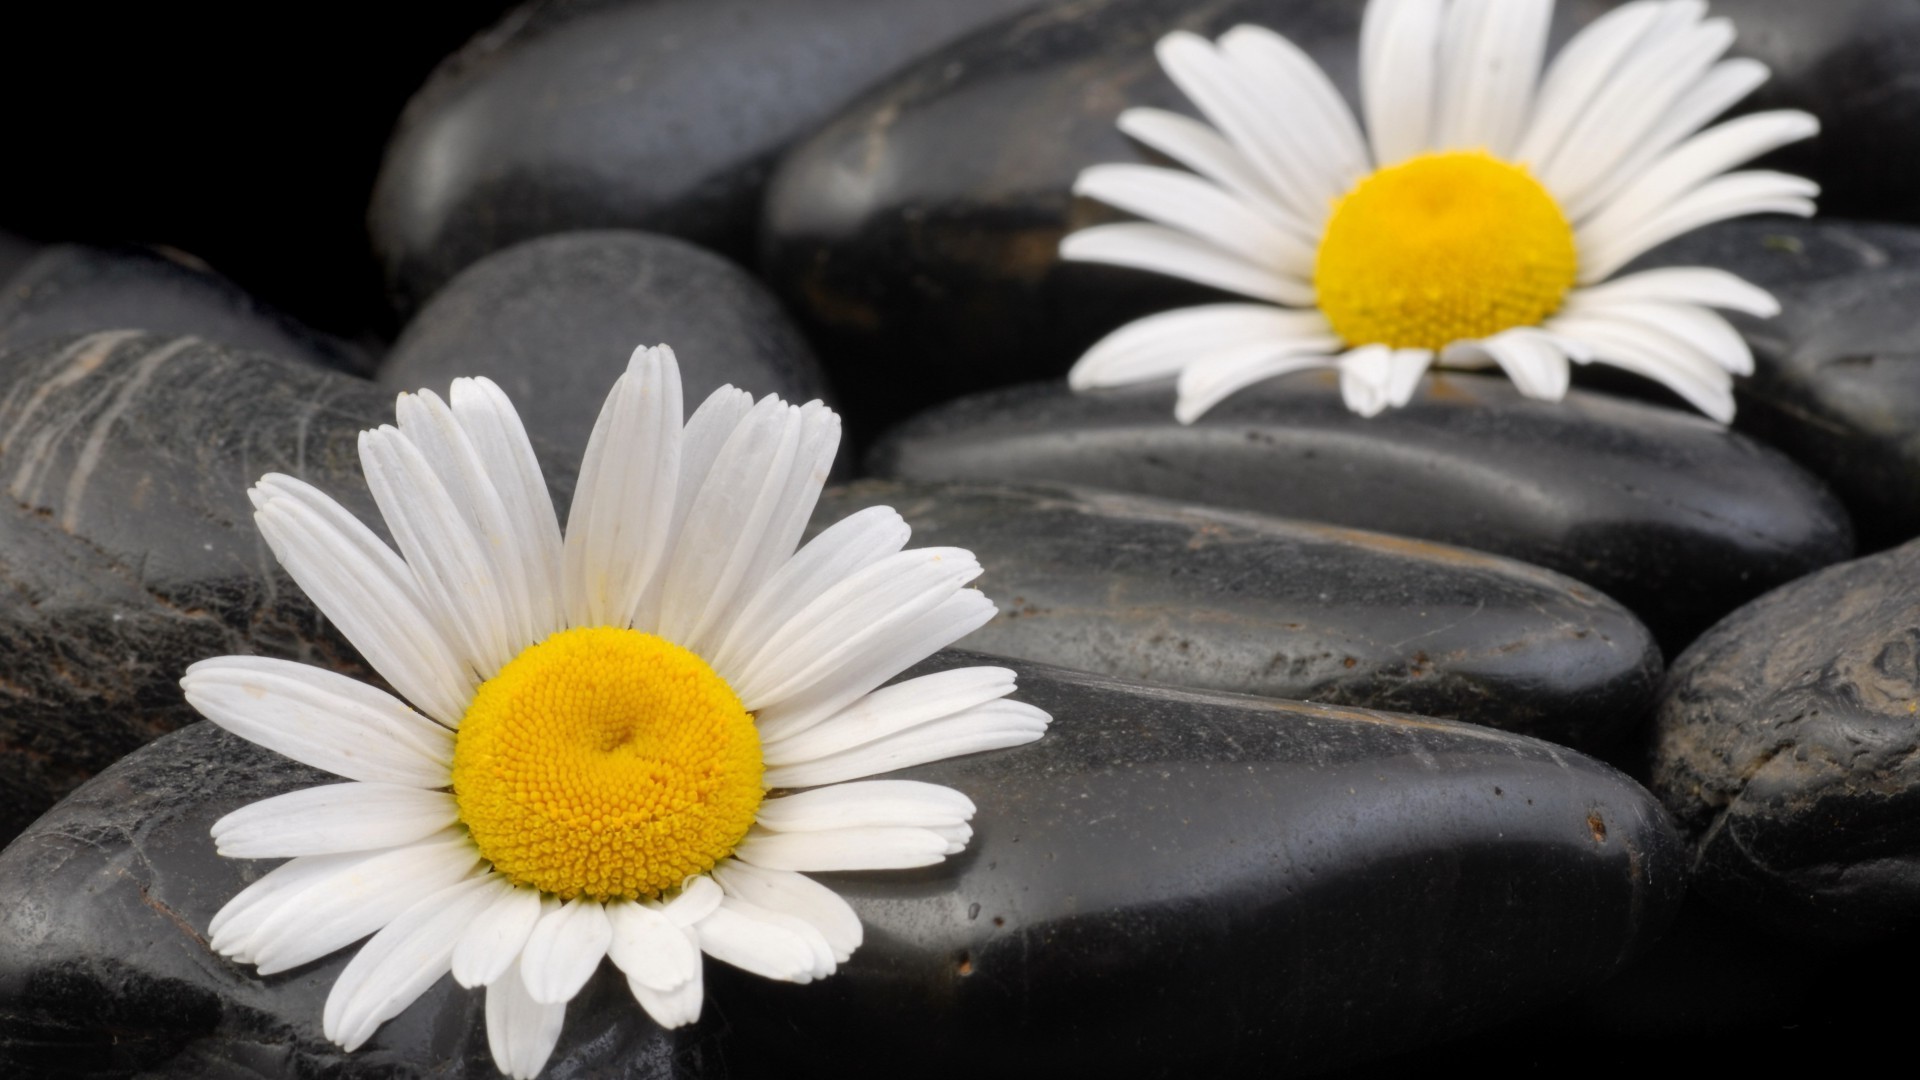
[182,656,453,787]
[452,885,547,989]
[449,376,565,640]
[710,861,863,964]
[1383,348,1434,408]
[359,425,516,678]
[657,397,839,654]
[248,476,472,725]
[1154,30,1336,226]
[760,664,1018,755]
[709,505,912,681]
[392,389,544,659]
[1335,344,1398,417]
[1563,57,1772,221]
[562,344,684,629]
[1361,0,1444,166]
[486,955,568,1080]
[1445,330,1570,401]
[321,873,499,1051]
[1432,0,1550,157]
[1070,303,1337,392]
[519,898,615,1006]
[732,825,954,872]
[714,896,836,978]
[763,698,1050,789]
[753,781,976,833]
[1546,314,1735,421]
[1578,171,1818,283]
[1074,163,1316,275]
[692,900,822,983]
[1218,24,1370,196]
[1538,13,1734,208]
[221,831,483,975]
[1569,267,1779,317]
[1516,0,1669,168]
[208,848,371,954]
[628,968,704,1029]
[1578,111,1819,249]
[1116,107,1307,232]
[628,383,758,630]
[606,900,700,992]
[212,782,457,859]
[1173,342,1344,423]
[731,547,983,710]
[1060,223,1316,306]
[658,875,725,928]
[1561,296,1754,375]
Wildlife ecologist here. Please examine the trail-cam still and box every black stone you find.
[0,653,1684,1077]
[762,0,1919,432]
[0,332,575,845]
[378,231,833,477]
[0,245,374,376]
[815,479,1660,751]
[1621,218,1920,552]
[1652,537,1920,942]
[868,375,1853,656]
[369,0,1044,313]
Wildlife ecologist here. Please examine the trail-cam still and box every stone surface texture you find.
[0,653,1684,1078]
[1654,538,1920,941]
[870,375,1854,655]
[370,0,1044,312]
[816,479,1661,750]
[378,231,832,477]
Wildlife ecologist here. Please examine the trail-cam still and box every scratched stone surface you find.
[870,374,1855,657]
[0,245,375,378]
[1652,537,1920,941]
[0,332,571,844]
[0,653,1683,1078]
[814,480,1661,752]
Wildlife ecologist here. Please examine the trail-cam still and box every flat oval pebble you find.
[816,479,1660,751]
[762,0,1920,426]
[370,0,1043,311]
[1632,219,1920,551]
[378,231,832,476]
[1653,538,1920,941]
[0,332,536,843]
[0,245,373,376]
[869,375,1853,655]
[0,653,1683,1076]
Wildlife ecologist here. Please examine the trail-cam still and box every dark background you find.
[0,1,521,343]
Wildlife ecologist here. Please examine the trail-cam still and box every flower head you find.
[183,345,1049,1078]
[1064,0,1818,422]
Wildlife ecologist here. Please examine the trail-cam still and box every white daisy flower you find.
[181,344,1049,1079]
[1063,0,1819,423]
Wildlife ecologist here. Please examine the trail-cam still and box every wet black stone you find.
[869,375,1853,656]
[1620,218,1920,552]
[1652,538,1920,942]
[0,245,374,376]
[378,231,832,477]
[815,479,1660,751]
[0,721,706,1079]
[369,0,1044,313]
[0,653,1684,1077]
[762,0,1919,432]
[0,333,576,846]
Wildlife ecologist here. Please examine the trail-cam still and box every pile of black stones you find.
[6,1,1920,1076]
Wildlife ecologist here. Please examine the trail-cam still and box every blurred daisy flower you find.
[1064,0,1818,421]
[184,344,1048,1078]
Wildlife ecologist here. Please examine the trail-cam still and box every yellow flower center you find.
[450,626,764,901]
[1313,150,1578,351]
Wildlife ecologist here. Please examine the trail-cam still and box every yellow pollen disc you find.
[451,626,763,902]
[1314,150,1578,352]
